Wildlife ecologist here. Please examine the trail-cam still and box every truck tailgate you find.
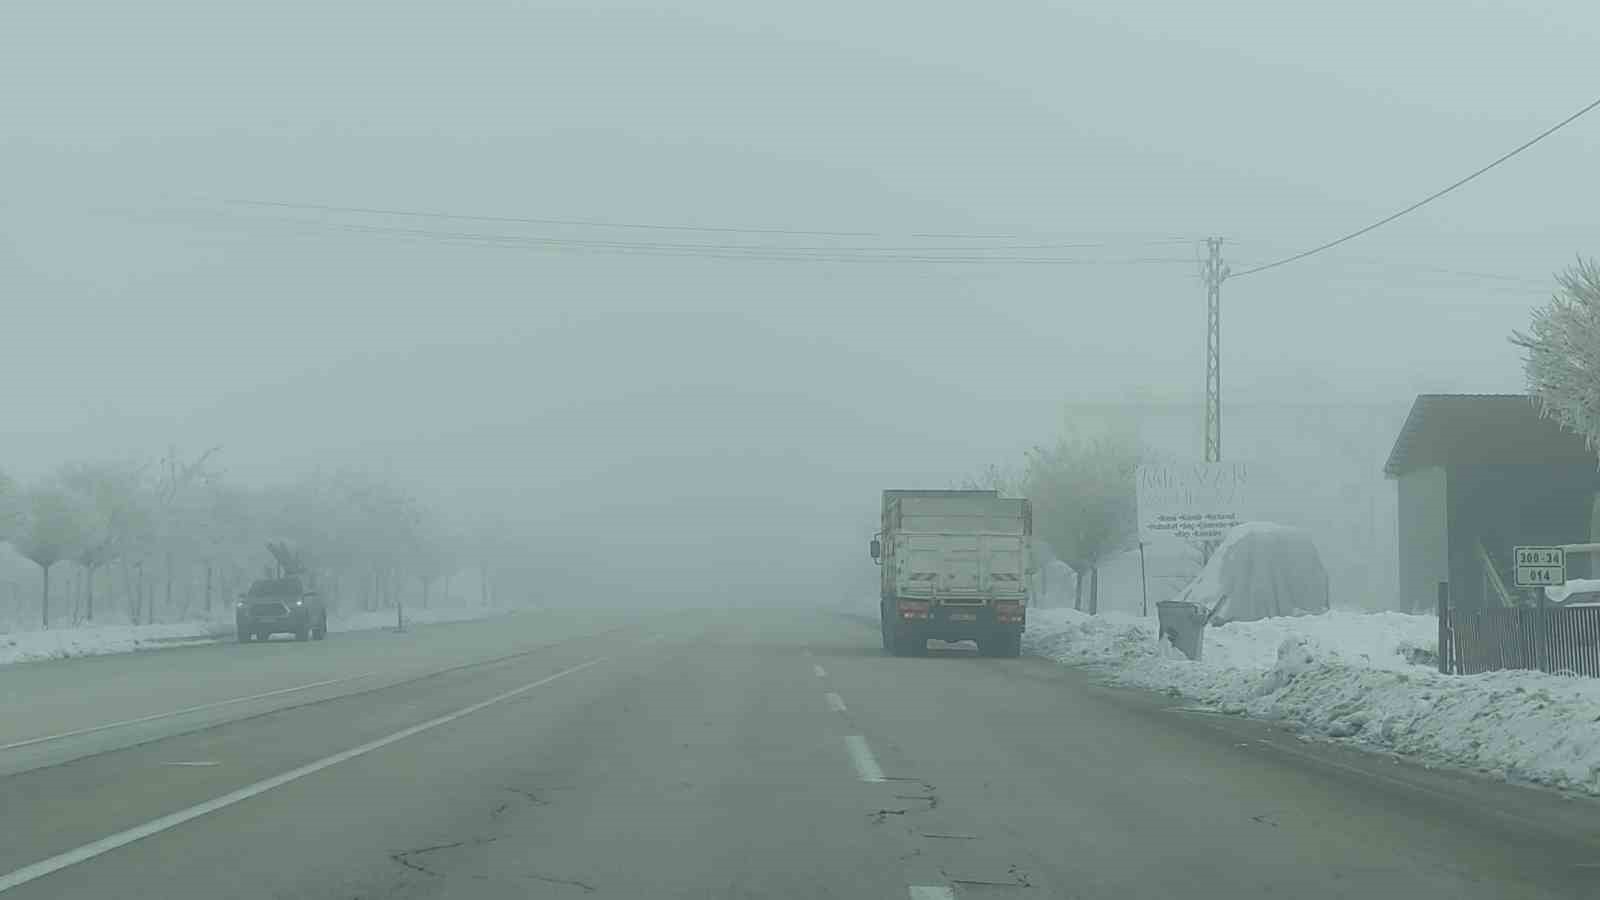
[896,533,1028,604]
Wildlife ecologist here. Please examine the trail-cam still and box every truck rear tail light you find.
[994,603,1024,624]
[898,601,931,620]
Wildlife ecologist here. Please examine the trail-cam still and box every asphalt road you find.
[2,607,1598,899]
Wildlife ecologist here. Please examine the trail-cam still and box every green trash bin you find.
[1156,600,1211,661]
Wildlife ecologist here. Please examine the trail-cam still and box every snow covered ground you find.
[0,605,515,667]
[1026,607,1600,797]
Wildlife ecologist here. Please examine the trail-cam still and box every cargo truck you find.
[870,489,1031,657]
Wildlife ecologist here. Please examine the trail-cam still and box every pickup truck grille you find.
[249,602,289,618]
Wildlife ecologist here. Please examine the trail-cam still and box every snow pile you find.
[0,605,515,667]
[1025,607,1600,795]
[1020,610,1160,667]
[1546,579,1600,606]
[1026,607,1436,672]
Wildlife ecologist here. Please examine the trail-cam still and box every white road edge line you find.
[813,665,827,678]
[0,657,606,895]
[844,735,885,783]
[0,672,382,753]
[909,886,956,899]
[825,692,848,713]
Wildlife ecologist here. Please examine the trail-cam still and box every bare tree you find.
[151,447,222,621]
[1513,258,1600,452]
[472,514,511,607]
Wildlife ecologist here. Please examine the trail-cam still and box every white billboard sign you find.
[1136,462,1256,544]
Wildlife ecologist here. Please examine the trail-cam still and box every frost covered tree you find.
[0,469,18,543]
[58,460,149,622]
[958,464,1021,496]
[1021,434,1141,614]
[11,482,90,627]
[1512,258,1600,452]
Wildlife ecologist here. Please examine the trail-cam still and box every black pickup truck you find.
[236,576,328,643]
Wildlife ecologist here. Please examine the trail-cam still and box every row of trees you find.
[966,432,1143,614]
[0,450,512,629]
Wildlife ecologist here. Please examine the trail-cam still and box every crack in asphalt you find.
[524,872,598,893]
[505,786,552,806]
[390,837,499,877]
[942,863,1033,889]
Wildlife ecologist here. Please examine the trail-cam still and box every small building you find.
[1385,394,1600,612]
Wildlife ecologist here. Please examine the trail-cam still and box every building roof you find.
[1384,394,1596,476]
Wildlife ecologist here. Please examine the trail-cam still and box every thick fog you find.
[4,1,1596,608]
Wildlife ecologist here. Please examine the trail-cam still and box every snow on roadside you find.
[1025,607,1600,796]
[0,606,516,667]
[329,606,513,634]
[0,622,230,667]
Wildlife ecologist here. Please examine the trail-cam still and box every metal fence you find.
[1444,601,1600,677]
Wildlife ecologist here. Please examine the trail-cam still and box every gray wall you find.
[1397,467,1449,613]
[1444,464,1600,611]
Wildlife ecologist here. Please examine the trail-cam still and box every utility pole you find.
[1202,237,1230,463]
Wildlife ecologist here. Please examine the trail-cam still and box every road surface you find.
[2,607,1597,898]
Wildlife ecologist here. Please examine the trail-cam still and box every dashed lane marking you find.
[844,735,885,783]
[909,887,956,899]
[825,692,848,713]
[813,664,827,678]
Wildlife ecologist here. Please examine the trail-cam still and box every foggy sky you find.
[4,1,1597,601]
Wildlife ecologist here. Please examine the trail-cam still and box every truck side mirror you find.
[870,539,882,560]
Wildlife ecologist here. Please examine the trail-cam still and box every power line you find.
[178,210,1200,266]
[1226,248,1553,287]
[222,197,1198,245]
[1233,93,1600,278]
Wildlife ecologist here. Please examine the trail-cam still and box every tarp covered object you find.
[1178,522,1330,624]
